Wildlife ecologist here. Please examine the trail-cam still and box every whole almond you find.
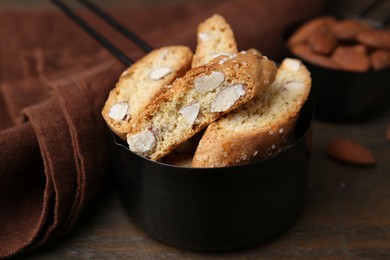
[326,138,375,166]
[356,29,390,49]
[370,49,390,71]
[307,29,337,55]
[331,45,370,72]
[331,19,372,40]
[290,43,340,70]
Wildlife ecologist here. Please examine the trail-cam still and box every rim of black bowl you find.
[110,96,315,170]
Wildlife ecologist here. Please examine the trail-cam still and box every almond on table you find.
[192,14,237,68]
[326,138,375,166]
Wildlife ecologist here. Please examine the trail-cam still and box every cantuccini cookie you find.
[126,51,277,161]
[102,46,193,139]
[192,14,238,68]
[192,58,311,167]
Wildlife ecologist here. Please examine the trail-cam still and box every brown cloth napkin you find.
[0,0,327,258]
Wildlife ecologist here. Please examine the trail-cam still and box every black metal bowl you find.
[111,98,314,251]
[301,62,389,121]
[284,16,390,122]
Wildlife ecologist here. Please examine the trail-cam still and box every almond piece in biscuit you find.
[179,103,200,125]
[149,67,173,80]
[326,138,375,166]
[287,16,337,47]
[331,45,370,72]
[356,29,390,49]
[370,49,390,71]
[210,84,245,112]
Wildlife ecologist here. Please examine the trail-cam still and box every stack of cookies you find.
[102,14,312,167]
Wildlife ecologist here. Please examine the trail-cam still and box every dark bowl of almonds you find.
[285,15,390,121]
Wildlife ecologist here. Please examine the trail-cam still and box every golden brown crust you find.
[101,46,193,139]
[192,14,238,68]
[326,138,375,166]
[193,120,296,167]
[192,58,311,168]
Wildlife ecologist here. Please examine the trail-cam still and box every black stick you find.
[78,0,154,53]
[51,0,134,66]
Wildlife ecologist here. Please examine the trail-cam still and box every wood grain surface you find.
[19,110,390,259]
[5,0,390,258]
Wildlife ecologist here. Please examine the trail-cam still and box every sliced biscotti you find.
[126,51,277,161]
[102,46,193,139]
[192,58,311,167]
[192,14,238,68]
[160,131,204,167]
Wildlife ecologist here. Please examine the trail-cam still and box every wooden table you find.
[21,110,389,259]
[7,0,389,258]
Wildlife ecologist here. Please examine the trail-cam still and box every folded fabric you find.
[0,0,327,258]
[0,61,122,257]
